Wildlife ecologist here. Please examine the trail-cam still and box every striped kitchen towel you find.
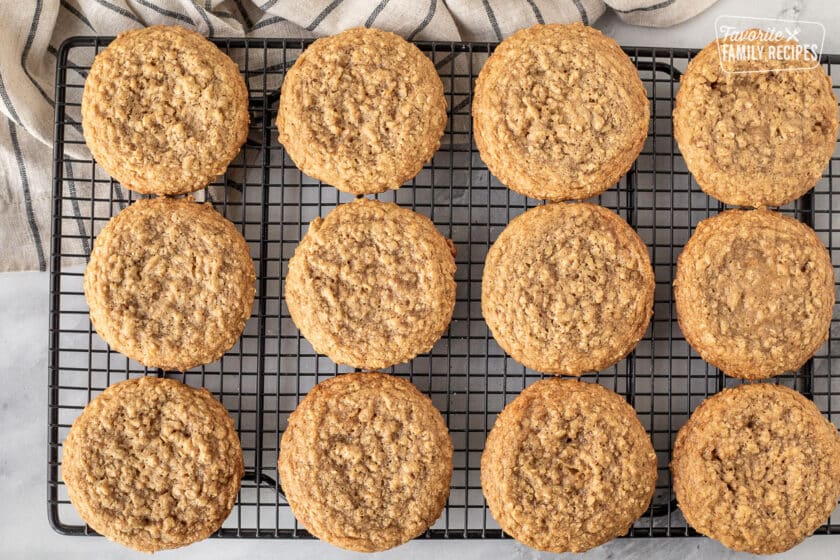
[0,0,717,272]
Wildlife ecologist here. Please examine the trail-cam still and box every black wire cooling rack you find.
[48,36,840,540]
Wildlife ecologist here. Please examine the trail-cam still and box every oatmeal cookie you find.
[278,373,453,552]
[673,34,838,207]
[84,197,255,371]
[674,209,834,378]
[672,383,840,554]
[482,379,657,553]
[285,198,456,369]
[62,376,243,552]
[481,203,654,375]
[82,25,249,195]
[277,27,446,194]
[473,23,649,201]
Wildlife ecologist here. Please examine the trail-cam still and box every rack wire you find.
[49,37,840,540]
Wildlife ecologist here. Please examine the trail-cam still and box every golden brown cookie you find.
[62,377,244,552]
[673,34,838,207]
[278,373,453,552]
[285,198,456,369]
[277,27,446,194]
[674,209,834,379]
[482,379,657,553]
[473,23,649,201]
[482,203,654,375]
[82,25,249,195]
[84,197,255,371]
[672,383,840,554]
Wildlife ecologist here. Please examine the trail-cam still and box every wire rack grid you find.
[48,37,840,540]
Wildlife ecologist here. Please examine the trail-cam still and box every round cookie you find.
[482,203,654,375]
[277,27,447,195]
[473,23,649,201]
[482,379,657,553]
[672,383,840,554]
[674,209,834,379]
[84,197,255,371]
[285,198,456,369]
[673,34,838,207]
[62,376,244,552]
[278,373,453,552]
[82,25,249,195]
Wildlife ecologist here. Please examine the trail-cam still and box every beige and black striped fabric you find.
[0,0,717,271]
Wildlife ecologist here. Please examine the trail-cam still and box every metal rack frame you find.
[48,36,840,539]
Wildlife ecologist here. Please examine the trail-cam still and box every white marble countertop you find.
[2,0,839,558]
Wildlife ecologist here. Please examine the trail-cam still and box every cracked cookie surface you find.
[473,23,649,201]
[84,197,255,371]
[278,373,453,552]
[673,35,838,207]
[277,27,446,194]
[481,379,657,553]
[285,198,456,369]
[82,25,249,195]
[674,209,834,378]
[671,383,840,554]
[62,376,244,552]
[482,202,654,375]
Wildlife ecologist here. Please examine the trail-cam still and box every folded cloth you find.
[0,0,717,272]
